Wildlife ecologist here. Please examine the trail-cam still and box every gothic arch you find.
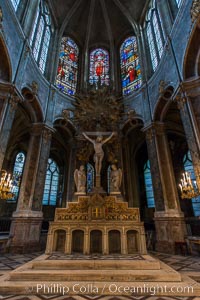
[0,36,12,81]
[21,87,44,123]
[153,85,175,122]
[184,21,200,79]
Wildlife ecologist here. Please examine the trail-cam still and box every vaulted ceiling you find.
[49,0,149,48]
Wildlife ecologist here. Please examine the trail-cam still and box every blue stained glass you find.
[9,152,25,202]
[42,158,59,206]
[56,37,79,96]
[87,163,94,193]
[10,0,20,11]
[144,160,155,208]
[120,36,142,96]
[89,48,110,86]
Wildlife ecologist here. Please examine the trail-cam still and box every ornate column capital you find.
[30,123,55,139]
[143,122,166,142]
[191,0,200,23]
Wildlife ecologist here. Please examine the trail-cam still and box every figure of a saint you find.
[74,165,86,193]
[110,164,122,192]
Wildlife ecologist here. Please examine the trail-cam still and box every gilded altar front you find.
[46,194,147,255]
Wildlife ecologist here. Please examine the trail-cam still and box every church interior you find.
[0,0,200,299]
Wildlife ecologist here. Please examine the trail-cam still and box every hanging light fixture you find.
[0,170,14,200]
[179,171,200,199]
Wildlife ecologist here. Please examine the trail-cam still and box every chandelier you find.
[0,170,14,200]
[179,171,200,199]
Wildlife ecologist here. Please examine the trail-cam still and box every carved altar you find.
[46,193,147,255]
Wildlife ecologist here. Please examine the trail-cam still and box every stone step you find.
[0,278,199,296]
[9,267,181,282]
[32,257,161,270]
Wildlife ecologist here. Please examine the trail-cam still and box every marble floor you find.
[0,251,200,300]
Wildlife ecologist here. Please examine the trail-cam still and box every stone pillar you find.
[103,230,108,255]
[144,123,186,253]
[0,89,21,171]
[45,231,53,254]
[65,231,71,254]
[84,228,89,255]
[8,124,53,253]
[121,230,127,255]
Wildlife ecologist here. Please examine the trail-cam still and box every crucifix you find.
[82,132,116,189]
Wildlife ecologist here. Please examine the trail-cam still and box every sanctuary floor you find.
[0,251,200,300]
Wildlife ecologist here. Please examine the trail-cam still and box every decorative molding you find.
[42,127,52,144]
[191,0,200,23]
[9,96,21,112]
[0,6,3,29]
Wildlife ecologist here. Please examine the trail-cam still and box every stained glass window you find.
[144,160,155,208]
[9,152,25,202]
[10,0,20,11]
[42,158,60,206]
[120,36,142,96]
[87,163,94,193]
[152,11,164,59]
[107,165,111,194]
[30,1,52,74]
[183,151,200,216]
[147,22,158,71]
[56,37,79,96]
[89,48,110,86]
[175,0,182,8]
[146,1,165,72]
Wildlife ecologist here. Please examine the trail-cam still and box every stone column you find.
[0,89,21,171]
[121,229,127,255]
[84,228,89,255]
[103,230,108,255]
[144,123,186,253]
[65,231,71,254]
[8,124,53,253]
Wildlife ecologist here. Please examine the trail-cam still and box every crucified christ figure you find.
[82,132,115,175]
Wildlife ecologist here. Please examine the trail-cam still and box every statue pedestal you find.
[73,192,86,201]
[90,174,107,194]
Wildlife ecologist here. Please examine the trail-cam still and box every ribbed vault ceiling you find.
[49,0,148,47]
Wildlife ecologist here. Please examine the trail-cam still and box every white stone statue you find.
[110,164,122,193]
[74,165,86,193]
[82,132,115,175]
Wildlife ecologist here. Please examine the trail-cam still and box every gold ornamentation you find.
[191,0,200,23]
[71,88,123,131]
[55,194,139,222]
[0,170,14,200]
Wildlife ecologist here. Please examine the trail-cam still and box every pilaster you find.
[8,123,54,253]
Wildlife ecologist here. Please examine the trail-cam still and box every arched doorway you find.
[109,230,121,254]
[54,230,66,252]
[90,230,102,254]
[72,230,84,253]
[127,230,138,254]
